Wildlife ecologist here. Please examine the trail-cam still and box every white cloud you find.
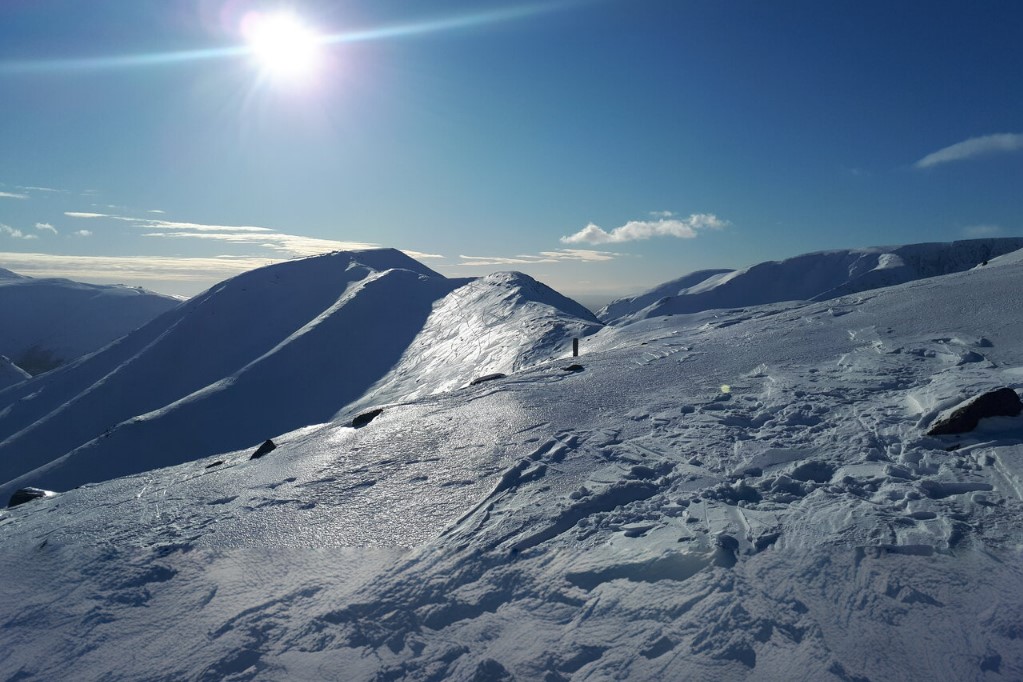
[403,250,444,260]
[65,211,110,218]
[0,191,29,200]
[915,133,1023,169]
[19,185,65,193]
[561,213,728,244]
[147,209,166,214]
[1,224,38,240]
[457,248,621,267]
[139,219,274,233]
[0,251,269,283]
[963,224,1003,237]
[142,230,376,256]
[73,229,93,237]
[35,222,58,235]
[538,249,619,262]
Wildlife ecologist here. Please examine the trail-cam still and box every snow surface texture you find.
[599,238,1023,324]
[2,245,1023,680]
[0,252,599,500]
[0,267,179,374]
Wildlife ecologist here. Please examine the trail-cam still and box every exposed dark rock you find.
[249,439,277,460]
[352,408,384,428]
[8,487,56,508]
[562,364,584,373]
[205,460,225,468]
[927,387,1022,435]
[469,373,506,386]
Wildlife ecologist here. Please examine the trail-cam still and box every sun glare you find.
[242,11,322,82]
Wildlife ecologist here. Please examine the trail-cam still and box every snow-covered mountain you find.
[0,266,180,374]
[0,355,29,390]
[600,238,1023,323]
[0,251,600,500]
[2,243,1023,680]
[350,271,603,410]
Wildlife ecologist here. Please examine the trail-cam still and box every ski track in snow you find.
[2,249,1023,680]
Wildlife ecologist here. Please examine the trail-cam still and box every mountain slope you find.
[0,253,601,498]
[600,238,1023,323]
[0,268,180,373]
[351,271,604,409]
[597,268,734,321]
[0,355,29,390]
[1,245,1022,680]
[0,249,451,495]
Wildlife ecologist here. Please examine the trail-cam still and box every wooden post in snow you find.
[573,338,579,357]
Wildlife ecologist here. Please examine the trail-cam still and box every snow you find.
[2,243,1023,680]
[0,355,30,390]
[600,238,1023,324]
[0,252,599,501]
[0,268,180,374]
[350,271,604,409]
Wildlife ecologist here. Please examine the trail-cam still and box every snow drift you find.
[600,238,1023,323]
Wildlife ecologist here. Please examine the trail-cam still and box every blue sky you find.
[1,0,1021,302]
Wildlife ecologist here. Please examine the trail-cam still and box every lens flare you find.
[241,11,322,82]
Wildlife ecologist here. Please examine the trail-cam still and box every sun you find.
[241,11,322,82]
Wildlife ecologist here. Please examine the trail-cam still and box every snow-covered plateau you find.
[2,241,1023,681]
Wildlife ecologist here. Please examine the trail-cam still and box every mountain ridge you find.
[600,238,1023,323]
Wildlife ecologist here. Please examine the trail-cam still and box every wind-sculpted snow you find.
[0,267,180,373]
[601,238,1023,324]
[351,271,604,408]
[3,249,1023,680]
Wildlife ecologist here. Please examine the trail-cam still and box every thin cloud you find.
[19,185,66,193]
[1,224,38,240]
[141,219,274,233]
[0,191,29,200]
[147,209,166,214]
[64,210,429,260]
[142,230,377,255]
[0,251,270,283]
[65,211,110,218]
[561,213,728,245]
[963,224,1003,237]
[73,229,93,237]
[35,222,58,235]
[915,133,1023,169]
[538,249,619,262]
[403,250,444,260]
[458,248,620,267]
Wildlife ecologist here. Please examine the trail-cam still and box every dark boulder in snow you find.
[927,387,1022,435]
[249,439,277,460]
[352,408,383,428]
[7,487,56,508]
[470,373,506,386]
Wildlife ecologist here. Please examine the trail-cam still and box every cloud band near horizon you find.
[915,133,1023,169]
